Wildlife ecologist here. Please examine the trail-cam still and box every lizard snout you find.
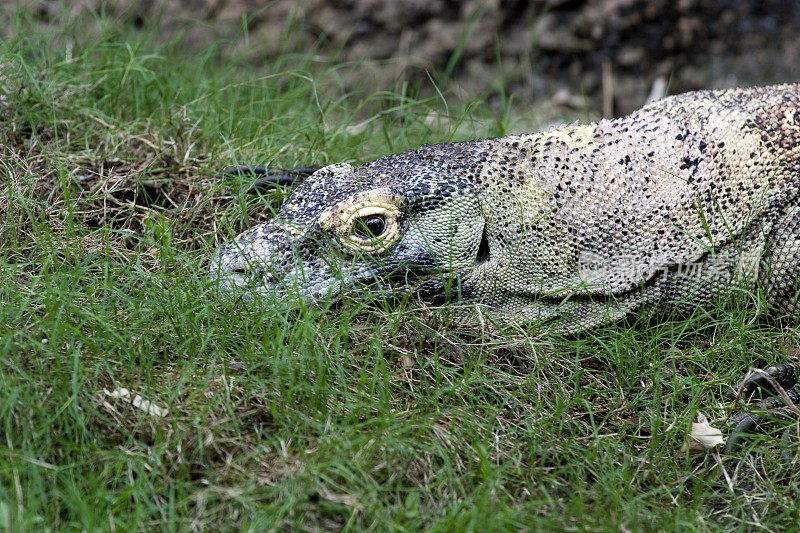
[209,220,302,299]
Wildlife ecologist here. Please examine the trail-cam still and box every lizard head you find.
[210,145,487,306]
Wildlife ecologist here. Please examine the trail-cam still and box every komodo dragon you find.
[212,84,800,452]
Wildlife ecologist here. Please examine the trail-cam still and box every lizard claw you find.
[724,364,800,460]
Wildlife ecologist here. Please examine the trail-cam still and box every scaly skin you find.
[212,84,800,334]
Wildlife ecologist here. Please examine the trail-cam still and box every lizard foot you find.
[724,363,800,462]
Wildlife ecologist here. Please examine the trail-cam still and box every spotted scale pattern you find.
[212,84,800,333]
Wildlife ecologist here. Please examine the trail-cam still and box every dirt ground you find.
[24,0,800,116]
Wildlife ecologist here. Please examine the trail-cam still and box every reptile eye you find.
[353,215,386,239]
[321,193,401,253]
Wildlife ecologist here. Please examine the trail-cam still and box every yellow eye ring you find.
[340,204,400,252]
[320,193,401,253]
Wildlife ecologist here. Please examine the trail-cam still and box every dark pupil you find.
[355,215,386,238]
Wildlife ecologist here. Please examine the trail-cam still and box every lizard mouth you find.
[210,219,486,308]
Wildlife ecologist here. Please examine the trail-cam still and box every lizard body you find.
[212,84,800,333]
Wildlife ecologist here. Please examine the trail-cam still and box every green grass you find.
[1,5,800,531]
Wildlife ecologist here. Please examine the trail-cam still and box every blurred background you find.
[12,0,800,117]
